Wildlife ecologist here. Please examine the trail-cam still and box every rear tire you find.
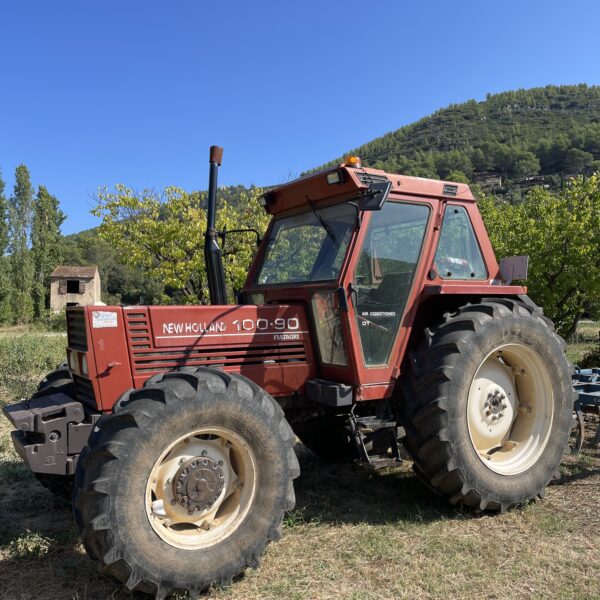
[73,368,299,598]
[401,299,573,511]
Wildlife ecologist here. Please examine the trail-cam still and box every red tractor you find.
[4,148,573,598]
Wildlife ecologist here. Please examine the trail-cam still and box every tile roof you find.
[50,266,98,279]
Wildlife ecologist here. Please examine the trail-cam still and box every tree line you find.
[2,161,600,347]
[0,165,64,325]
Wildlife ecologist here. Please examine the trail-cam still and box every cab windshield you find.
[255,203,356,286]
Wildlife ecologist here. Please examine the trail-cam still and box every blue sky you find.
[1,0,600,234]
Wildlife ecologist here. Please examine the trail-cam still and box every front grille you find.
[130,344,307,373]
[67,309,87,351]
[125,311,151,349]
[73,374,96,407]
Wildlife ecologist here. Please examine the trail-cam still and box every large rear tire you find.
[401,299,573,511]
[73,368,299,598]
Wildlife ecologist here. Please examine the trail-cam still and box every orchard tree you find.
[91,185,269,304]
[31,185,65,318]
[480,174,600,339]
[9,165,35,323]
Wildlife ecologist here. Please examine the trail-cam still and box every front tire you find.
[74,368,299,598]
[401,299,573,511]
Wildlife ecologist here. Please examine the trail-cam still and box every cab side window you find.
[434,206,487,279]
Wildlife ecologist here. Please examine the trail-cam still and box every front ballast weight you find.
[3,394,99,476]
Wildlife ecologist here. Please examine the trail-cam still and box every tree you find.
[8,165,35,323]
[0,169,12,323]
[512,151,540,178]
[31,185,65,318]
[91,185,269,304]
[479,174,600,339]
[564,148,594,174]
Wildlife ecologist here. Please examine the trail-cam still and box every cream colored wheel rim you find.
[145,427,257,550]
[467,343,554,475]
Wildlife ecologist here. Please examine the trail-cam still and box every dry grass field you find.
[1,327,599,600]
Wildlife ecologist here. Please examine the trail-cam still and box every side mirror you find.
[358,181,392,211]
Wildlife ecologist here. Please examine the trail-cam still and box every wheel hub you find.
[172,456,225,514]
[485,388,509,419]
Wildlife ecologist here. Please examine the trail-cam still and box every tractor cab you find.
[242,158,500,400]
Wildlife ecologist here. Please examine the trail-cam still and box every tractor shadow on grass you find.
[289,444,464,527]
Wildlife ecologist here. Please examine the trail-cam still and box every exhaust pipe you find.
[204,145,228,305]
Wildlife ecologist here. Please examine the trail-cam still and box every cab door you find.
[343,197,435,397]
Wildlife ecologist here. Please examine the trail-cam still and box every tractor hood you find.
[65,305,316,412]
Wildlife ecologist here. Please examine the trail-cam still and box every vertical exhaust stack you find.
[204,145,228,305]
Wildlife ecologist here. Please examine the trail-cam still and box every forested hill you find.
[316,84,600,193]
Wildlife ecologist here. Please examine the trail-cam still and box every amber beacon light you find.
[344,155,362,168]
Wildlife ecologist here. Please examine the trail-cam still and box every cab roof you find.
[262,164,475,215]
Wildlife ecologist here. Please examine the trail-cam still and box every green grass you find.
[568,321,600,367]
[0,329,66,404]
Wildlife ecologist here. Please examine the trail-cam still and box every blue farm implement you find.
[571,368,600,454]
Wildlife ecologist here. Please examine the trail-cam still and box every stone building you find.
[50,266,102,311]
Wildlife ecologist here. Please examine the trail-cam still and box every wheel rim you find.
[145,426,257,550]
[467,343,554,475]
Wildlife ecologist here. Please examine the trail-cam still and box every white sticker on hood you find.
[92,311,118,328]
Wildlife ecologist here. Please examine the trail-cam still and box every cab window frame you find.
[434,204,488,281]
